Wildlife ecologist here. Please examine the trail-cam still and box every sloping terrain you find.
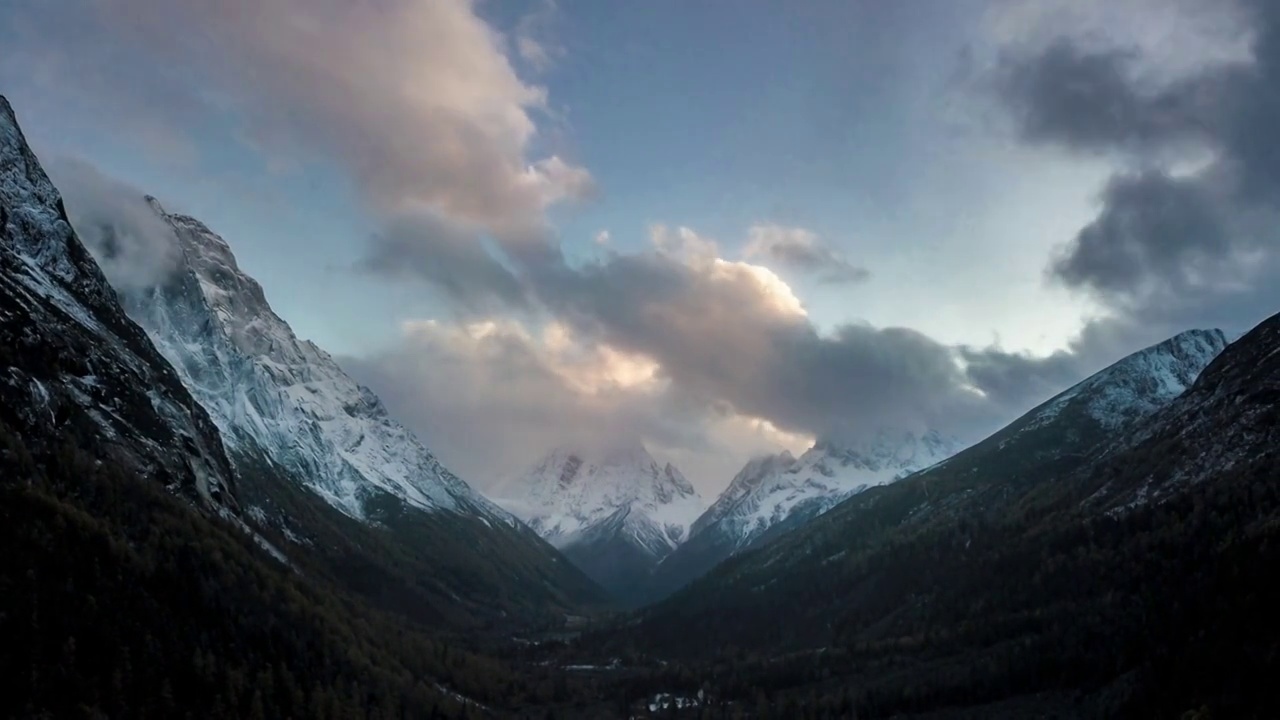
[79,195,607,625]
[0,96,235,512]
[648,430,960,601]
[580,326,1280,717]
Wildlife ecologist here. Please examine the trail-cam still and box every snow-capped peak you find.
[1019,328,1229,434]
[694,429,961,552]
[491,441,705,553]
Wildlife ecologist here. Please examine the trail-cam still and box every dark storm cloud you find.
[962,346,1084,414]
[998,40,1208,154]
[999,0,1280,320]
[1050,171,1230,298]
[777,325,985,440]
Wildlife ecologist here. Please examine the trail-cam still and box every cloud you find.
[42,157,179,290]
[358,204,1120,463]
[743,224,871,284]
[996,40,1209,155]
[360,212,529,311]
[4,0,590,234]
[959,316,1151,413]
[514,0,565,73]
[995,0,1280,335]
[17,0,1247,492]
[524,235,1008,444]
[649,224,722,264]
[1050,170,1235,300]
[341,317,809,491]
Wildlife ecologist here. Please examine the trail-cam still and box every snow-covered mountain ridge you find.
[494,443,704,550]
[642,429,960,602]
[97,196,512,523]
[708,429,961,553]
[644,331,1230,602]
[1015,328,1228,438]
[491,442,704,599]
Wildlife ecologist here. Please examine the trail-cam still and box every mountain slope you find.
[0,92,511,719]
[70,194,608,623]
[648,430,960,600]
[117,198,500,519]
[492,443,704,601]
[591,327,1274,717]
[0,96,236,511]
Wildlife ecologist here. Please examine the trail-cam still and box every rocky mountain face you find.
[113,198,505,521]
[647,429,960,601]
[61,176,605,623]
[491,442,704,601]
[0,96,236,512]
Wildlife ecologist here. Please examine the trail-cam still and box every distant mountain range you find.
[504,324,1230,606]
[491,442,704,600]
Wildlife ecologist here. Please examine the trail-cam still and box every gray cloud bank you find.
[998,0,1280,329]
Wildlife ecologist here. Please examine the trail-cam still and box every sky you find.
[2,0,1277,495]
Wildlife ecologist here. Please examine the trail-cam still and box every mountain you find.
[643,328,1225,603]
[66,192,607,624]
[0,95,613,718]
[689,451,797,539]
[116,196,504,519]
[0,96,236,512]
[647,429,960,600]
[491,442,704,601]
[589,327,1270,716]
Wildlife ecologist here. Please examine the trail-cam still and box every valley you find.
[4,1,1280,712]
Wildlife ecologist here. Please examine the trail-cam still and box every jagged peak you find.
[492,440,705,555]
[518,441,692,494]
[0,95,237,510]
